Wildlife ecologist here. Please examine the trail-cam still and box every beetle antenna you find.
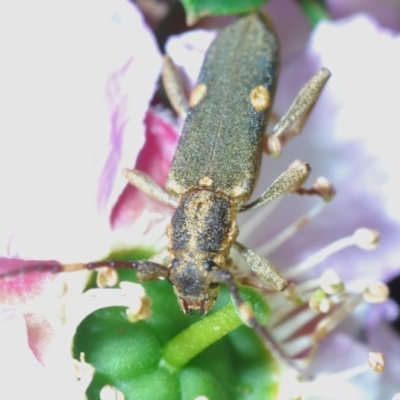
[0,259,170,281]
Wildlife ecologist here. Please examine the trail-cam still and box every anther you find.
[368,351,385,373]
[96,268,119,288]
[363,281,389,303]
[353,228,379,250]
[319,269,344,295]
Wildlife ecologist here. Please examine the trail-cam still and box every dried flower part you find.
[368,351,385,373]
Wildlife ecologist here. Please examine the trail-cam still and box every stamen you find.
[308,290,334,313]
[285,229,379,279]
[239,197,283,241]
[256,201,325,256]
[314,294,363,341]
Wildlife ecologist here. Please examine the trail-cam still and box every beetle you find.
[117,12,330,315]
[2,12,330,370]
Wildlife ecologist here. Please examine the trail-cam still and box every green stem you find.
[161,302,242,371]
[161,288,270,371]
[296,0,331,28]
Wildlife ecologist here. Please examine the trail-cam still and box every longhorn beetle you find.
[4,13,330,370]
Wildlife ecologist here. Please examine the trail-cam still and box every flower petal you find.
[0,304,86,399]
[0,0,161,262]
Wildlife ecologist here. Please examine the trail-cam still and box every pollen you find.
[250,85,270,112]
[198,176,213,188]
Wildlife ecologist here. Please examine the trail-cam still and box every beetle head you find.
[169,252,221,315]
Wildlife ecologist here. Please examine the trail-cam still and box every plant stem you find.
[161,302,242,371]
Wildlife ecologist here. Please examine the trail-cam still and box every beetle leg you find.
[240,162,311,211]
[264,68,330,154]
[233,242,287,291]
[148,248,170,266]
[123,168,178,208]
[162,55,189,119]
[210,268,310,379]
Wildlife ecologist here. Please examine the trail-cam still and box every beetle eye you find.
[204,260,217,271]
[171,258,179,268]
[209,282,219,289]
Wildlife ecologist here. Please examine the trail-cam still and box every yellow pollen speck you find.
[231,186,246,197]
[189,83,207,107]
[198,176,213,187]
[250,85,270,112]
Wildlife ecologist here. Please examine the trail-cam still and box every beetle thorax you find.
[167,189,238,314]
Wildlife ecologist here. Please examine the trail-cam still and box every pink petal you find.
[111,109,179,229]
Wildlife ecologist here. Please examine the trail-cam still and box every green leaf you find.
[180,0,270,25]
